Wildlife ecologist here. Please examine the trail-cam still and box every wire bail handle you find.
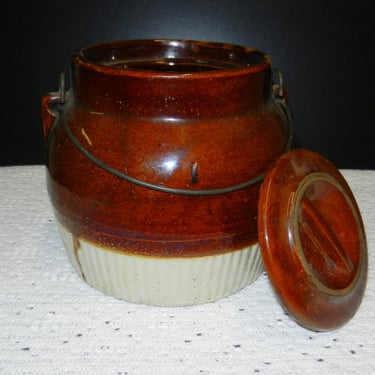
[51,71,292,196]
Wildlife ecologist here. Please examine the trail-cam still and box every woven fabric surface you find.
[0,166,374,375]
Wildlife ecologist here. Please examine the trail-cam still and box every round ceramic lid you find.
[258,149,367,331]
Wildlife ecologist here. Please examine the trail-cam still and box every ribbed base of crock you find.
[57,223,263,306]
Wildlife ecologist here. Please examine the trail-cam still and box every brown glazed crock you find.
[42,40,292,306]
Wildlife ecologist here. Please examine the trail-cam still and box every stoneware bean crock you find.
[42,39,367,331]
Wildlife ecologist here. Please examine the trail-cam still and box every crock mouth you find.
[73,39,270,76]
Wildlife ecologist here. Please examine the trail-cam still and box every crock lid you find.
[258,149,367,331]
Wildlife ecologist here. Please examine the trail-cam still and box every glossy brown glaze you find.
[258,149,367,331]
[42,40,291,257]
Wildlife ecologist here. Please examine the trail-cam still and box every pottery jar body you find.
[42,40,291,305]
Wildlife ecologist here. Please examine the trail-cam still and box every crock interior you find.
[78,40,267,73]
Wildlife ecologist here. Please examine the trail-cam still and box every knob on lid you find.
[258,149,367,331]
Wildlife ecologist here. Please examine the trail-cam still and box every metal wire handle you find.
[52,71,292,196]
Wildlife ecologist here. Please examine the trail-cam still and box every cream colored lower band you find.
[58,223,263,306]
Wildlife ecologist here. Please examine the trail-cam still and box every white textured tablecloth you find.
[0,166,374,375]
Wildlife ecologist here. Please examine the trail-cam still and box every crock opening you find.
[77,40,267,73]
